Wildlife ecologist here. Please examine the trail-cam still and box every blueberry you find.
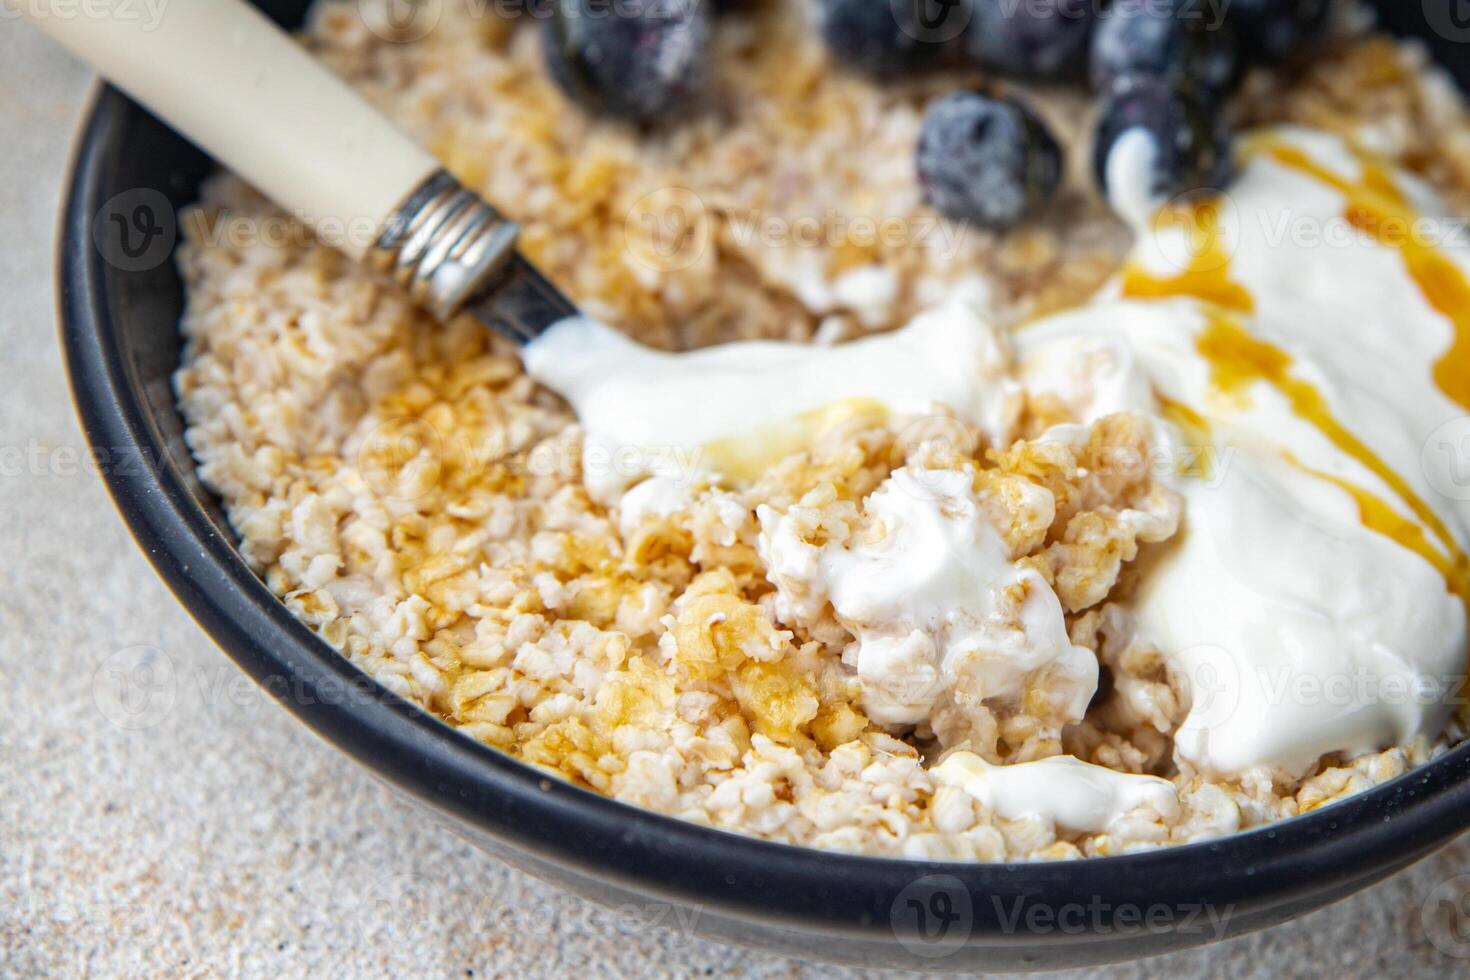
[1092,78,1234,224]
[1090,0,1240,100]
[1227,0,1330,64]
[816,0,967,75]
[965,0,1098,81]
[540,0,712,123]
[916,90,1063,231]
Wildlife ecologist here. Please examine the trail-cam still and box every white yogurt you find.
[932,752,1180,835]
[522,298,1018,502]
[1102,127,1164,230]
[1018,127,1470,778]
[616,476,693,536]
[758,468,1095,728]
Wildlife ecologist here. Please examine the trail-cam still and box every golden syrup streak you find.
[1113,138,1470,602]
[1156,393,1216,481]
[1265,143,1470,413]
[1197,315,1470,607]
[1120,199,1256,314]
[1288,454,1468,603]
[701,397,890,483]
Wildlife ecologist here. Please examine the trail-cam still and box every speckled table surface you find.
[4,23,1470,980]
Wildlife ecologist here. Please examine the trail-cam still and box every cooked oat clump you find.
[175,1,1465,858]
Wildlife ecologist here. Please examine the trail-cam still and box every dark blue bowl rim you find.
[56,80,1470,938]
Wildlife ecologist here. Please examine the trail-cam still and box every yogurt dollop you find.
[758,467,1096,730]
[932,752,1180,836]
[521,297,1017,502]
[1019,127,1470,777]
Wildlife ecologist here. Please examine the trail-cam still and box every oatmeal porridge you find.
[173,0,1470,859]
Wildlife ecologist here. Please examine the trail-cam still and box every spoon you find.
[21,0,1000,500]
[21,0,575,344]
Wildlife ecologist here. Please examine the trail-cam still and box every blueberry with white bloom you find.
[1092,77,1234,226]
[541,0,712,123]
[1090,0,1241,99]
[816,0,968,75]
[965,0,1098,81]
[917,90,1063,230]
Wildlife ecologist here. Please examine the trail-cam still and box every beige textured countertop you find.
[4,22,1470,979]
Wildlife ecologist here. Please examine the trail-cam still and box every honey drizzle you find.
[1197,316,1470,607]
[1118,141,1470,604]
[1120,200,1255,314]
[1288,453,1466,597]
[701,397,890,483]
[1265,143,1470,413]
[1156,394,1216,481]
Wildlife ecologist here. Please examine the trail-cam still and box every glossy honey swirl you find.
[1120,146,1470,610]
[1266,143,1470,413]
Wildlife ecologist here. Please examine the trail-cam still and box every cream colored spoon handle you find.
[20,0,442,262]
